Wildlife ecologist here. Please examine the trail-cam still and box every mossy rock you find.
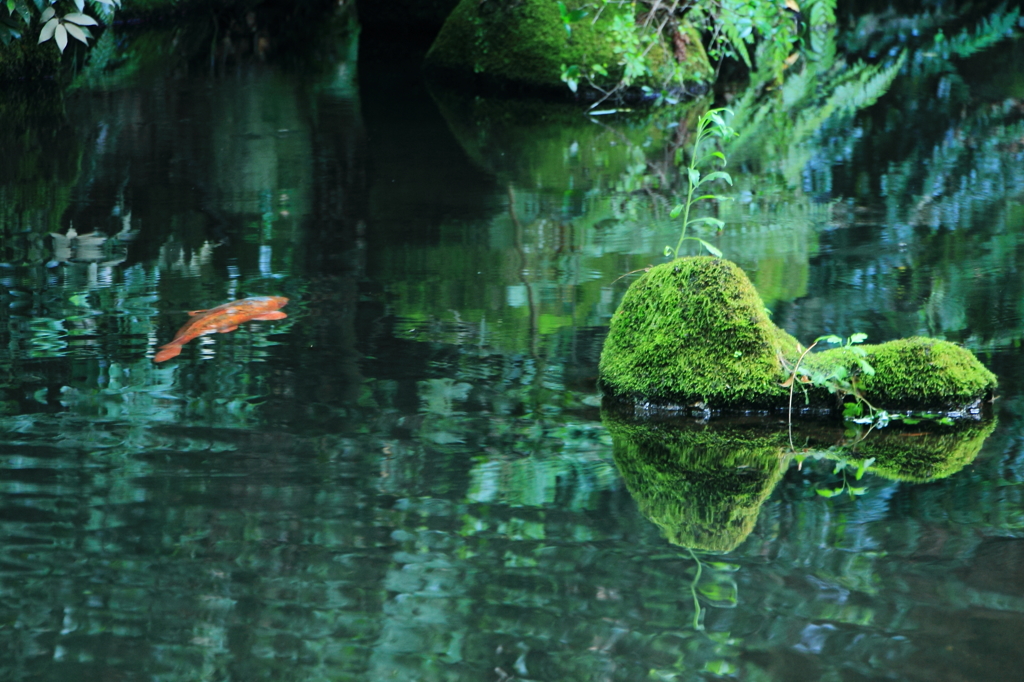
[424,0,711,94]
[600,256,997,413]
[599,257,800,408]
[605,411,789,552]
[805,337,998,412]
[0,38,61,82]
[843,418,997,483]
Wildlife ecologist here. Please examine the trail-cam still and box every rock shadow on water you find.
[603,405,997,553]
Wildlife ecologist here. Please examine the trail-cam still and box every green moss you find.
[599,257,799,407]
[601,257,997,412]
[425,0,711,92]
[0,38,61,82]
[843,418,996,483]
[604,411,788,551]
[806,337,997,410]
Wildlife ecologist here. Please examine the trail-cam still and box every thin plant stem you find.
[687,547,704,630]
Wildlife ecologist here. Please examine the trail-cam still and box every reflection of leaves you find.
[697,579,738,607]
[418,378,473,415]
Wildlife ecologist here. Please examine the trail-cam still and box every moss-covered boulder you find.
[805,337,997,412]
[600,256,997,413]
[600,257,800,408]
[424,0,711,94]
[605,411,789,552]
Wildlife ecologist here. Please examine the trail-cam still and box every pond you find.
[2,7,1024,681]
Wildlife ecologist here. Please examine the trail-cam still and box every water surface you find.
[2,11,1024,681]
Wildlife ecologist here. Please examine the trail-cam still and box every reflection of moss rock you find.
[600,256,997,413]
[604,411,788,552]
[425,0,711,93]
[600,257,799,408]
[430,89,704,191]
[806,338,998,411]
[846,418,997,483]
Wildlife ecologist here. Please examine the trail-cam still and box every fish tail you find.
[153,344,182,363]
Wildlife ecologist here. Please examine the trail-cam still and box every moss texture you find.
[424,0,711,92]
[600,257,997,412]
[604,411,789,552]
[843,418,997,483]
[806,337,998,411]
[0,38,60,82]
[600,257,800,407]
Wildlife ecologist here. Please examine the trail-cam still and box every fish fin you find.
[251,312,288,321]
[153,345,182,363]
[187,309,209,316]
[217,325,239,333]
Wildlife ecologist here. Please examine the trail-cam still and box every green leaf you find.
[687,216,725,230]
[687,167,700,187]
[842,402,863,418]
[704,660,738,675]
[39,4,53,21]
[37,15,56,42]
[849,486,867,495]
[669,204,683,219]
[849,332,868,344]
[693,194,729,203]
[63,11,97,25]
[663,245,673,257]
[697,170,733,186]
[697,581,737,606]
[54,20,66,51]
[696,239,722,258]
[64,20,87,44]
[5,0,14,16]
[816,488,841,497]
[567,9,587,21]
[707,562,740,572]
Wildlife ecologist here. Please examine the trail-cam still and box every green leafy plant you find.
[815,455,874,498]
[783,332,874,407]
[556,0,588,37]
[664,107,736,259]
[1,0,116,52]
[557,0,838,100]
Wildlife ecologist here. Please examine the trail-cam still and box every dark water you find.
[2,12,1024,682]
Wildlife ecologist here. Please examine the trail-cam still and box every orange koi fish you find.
[153,296,288,363]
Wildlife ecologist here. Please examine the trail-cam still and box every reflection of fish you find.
[153,296,288,363]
